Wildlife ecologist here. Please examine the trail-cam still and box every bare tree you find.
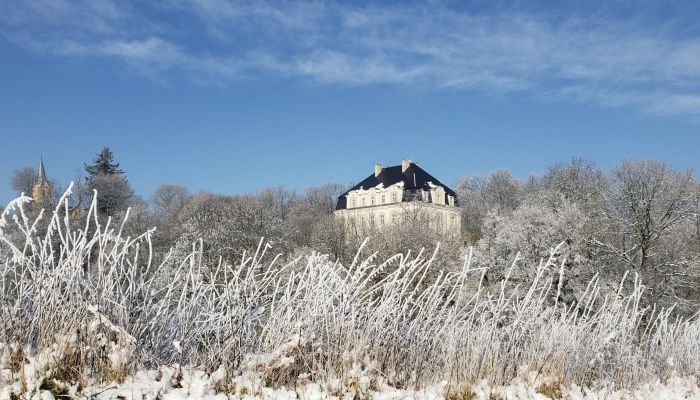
[304,183,346,214]
[455,175,488,242]
[598,160,698,273]
[483,169,521,212]
[9,167,38,196]
[151,184,190,214]
[542,158,608,212]
[266,185,297,219]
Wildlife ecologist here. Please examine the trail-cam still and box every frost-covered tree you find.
[483,169,522,212]
[151,184,189,215]
[475,199,592,303]
[304,183,346,214]
[310,214,348,260]
[455,170,523,243]
[173,191,293,266]
[594,160,700,311]
[541,157,608,212]
[597,160,697,273]
[285,183,346,248]
[455,175,488,243]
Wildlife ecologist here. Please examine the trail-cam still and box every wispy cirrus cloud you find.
[2,0,700,119]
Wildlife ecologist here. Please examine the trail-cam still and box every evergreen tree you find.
[84,147,133,216]
[84,147,124,177]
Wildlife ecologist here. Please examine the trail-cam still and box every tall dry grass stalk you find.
[0,187,698,394]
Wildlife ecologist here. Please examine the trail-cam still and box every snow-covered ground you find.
[3,361,699,400]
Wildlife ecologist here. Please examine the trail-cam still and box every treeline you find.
[5,149,700,314]
[458,158,700,315]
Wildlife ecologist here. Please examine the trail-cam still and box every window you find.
[391,192,397,202]
[369,214,375,225]
[362,197,366,206]
[371,195,375,205]
[380,214,385,225]
[392,213,397,224]
[352,199,356,208]
[381,194,385,204]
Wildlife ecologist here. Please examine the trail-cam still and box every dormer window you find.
[391,192,397,202]
[352,198,356,208]
[381,194,385,204]
[371,195,375,205]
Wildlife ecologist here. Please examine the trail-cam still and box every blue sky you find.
[1,0,700,203]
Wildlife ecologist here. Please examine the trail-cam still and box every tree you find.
[599,160,697,272]
[173,191,293,266]
[304,183,346,214]
[483,169,521,212]
[85,147,124,177]
[476,199,591,304]
[151,184,190,214]
[310,215,349,259]
[455,175,488,242]
[87,174,135,216]
[285,183,346,248]
[541,158,607,212]
[84,147,133,217]
[594,160,699,311]
[9,167,38,196]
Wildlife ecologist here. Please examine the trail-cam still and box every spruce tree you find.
[84,147,133,216]
[84,147,124,177]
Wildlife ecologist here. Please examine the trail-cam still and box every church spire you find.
[32,157,52,207]
[38,157,47,183]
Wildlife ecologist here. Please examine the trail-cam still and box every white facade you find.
[334,161,461,238]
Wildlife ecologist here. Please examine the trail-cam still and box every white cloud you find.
[3,1,700,119]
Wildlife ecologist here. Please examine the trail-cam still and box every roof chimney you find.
[374,163,382,177]
[402,159,410,173]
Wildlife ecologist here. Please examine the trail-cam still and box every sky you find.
[1,0,700,203]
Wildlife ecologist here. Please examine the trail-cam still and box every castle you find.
[334,160,461,237]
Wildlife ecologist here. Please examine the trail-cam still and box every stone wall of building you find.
[335,200,461,238]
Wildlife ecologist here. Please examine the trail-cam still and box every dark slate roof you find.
[336,163,458,210]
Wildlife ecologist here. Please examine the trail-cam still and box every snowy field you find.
[1,190,699,399]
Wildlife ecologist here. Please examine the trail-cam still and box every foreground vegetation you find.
[0,190,698,399]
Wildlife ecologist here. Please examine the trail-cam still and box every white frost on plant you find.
[1,189,700,399]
